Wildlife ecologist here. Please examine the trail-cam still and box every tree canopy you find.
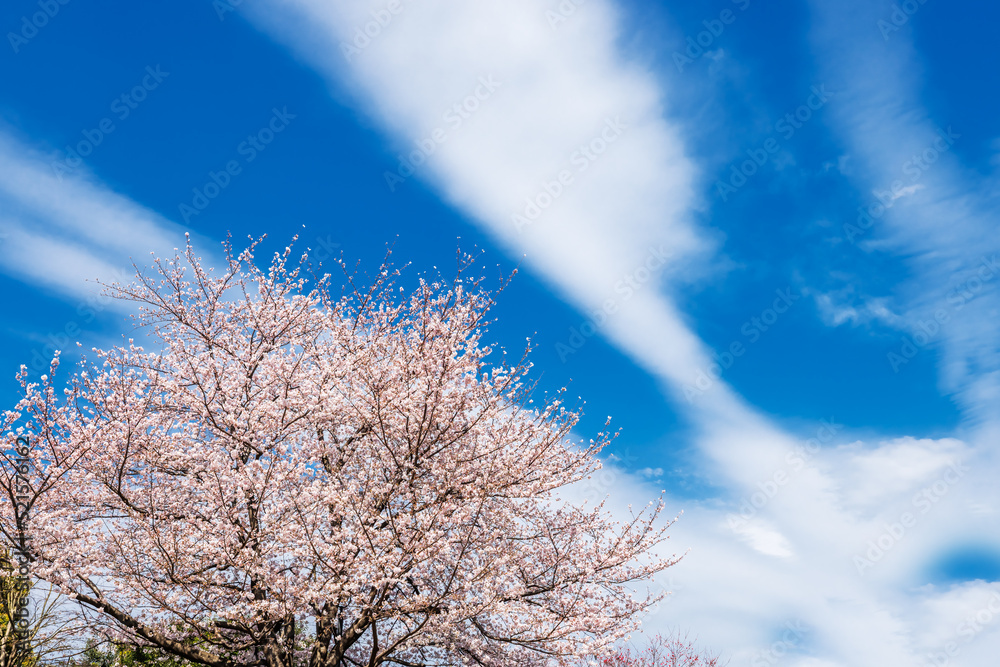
[0,239,679,667]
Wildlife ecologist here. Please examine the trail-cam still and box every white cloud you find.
[833,437,969,512]
[810,0,1000,423]
[241,1,1000,664]
[0,223,126,301]
[729,518,795,558]
[884,182,924,200]
[811,289,900,327]
[0,128,199,306]
[0,127,226,373]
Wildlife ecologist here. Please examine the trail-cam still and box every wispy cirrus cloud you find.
[230,1,1000,664]
[810,0,1000,424]
[0,128,200,305]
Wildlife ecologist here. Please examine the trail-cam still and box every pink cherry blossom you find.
[0,237,681,667]
[589,633,726,667]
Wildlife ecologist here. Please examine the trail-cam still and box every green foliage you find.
[74,639,191,666]
[0,549,38,667]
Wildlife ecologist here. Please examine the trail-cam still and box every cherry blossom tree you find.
[0,238,680,667]
[589,634,725,667]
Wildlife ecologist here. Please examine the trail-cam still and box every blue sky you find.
[2,0,1000,664]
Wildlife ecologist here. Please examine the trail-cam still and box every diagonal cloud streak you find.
[0,128,198,306]
[236,1,1000,664]
[810,0,1000,426]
